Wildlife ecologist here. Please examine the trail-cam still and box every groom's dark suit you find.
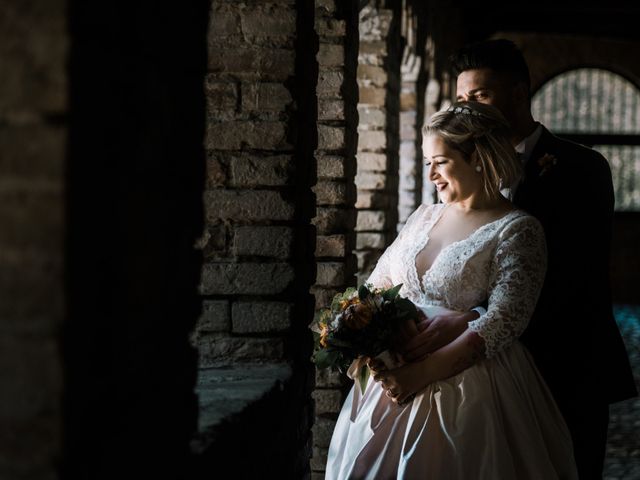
[515,125,637,478]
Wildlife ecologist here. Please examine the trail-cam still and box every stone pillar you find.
[397,1,427,229]
[355,0,402,285]
[197,0,317,476]
[0,2,66,477]
[311,0,360,477]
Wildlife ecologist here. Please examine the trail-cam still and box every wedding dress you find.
[325,203,578,480]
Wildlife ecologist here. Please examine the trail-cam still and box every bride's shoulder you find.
[499,209,544,238]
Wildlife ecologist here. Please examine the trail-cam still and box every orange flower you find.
[319,323,329,347]
[339,296,360,311]
[343,303,373,330]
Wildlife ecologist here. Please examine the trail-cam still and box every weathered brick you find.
[356,152,387,171]
[241,83,293,112]
[313,180,352,206]
[240,5,296,36]
[314,366,345,388]
[316,0,338,13]
[317,125,345,151]
[400,123,417,141]
[354,190,391,209]
[317,155,347,180]
[233,226,294,258]
[311,446,329,471]
[315,18,346,37]
[317,44,344,67]
[209,4,240,36]
[356,232,386,250]
[0,251,63,334]
[207,48,295,80]
[357,64,387,87]
[312,207,355,234]
[311,286,340,310]
[316,262,347,287]
[357,130,386,151]
[198,334,284,364]
[232,301,292,333]
[204,190,294,221]
[359,8,392,39]
[229,155,293,187]
[356,210,387,231]
[200,262,295,294]
[0,125,65,181]
[318,99,345,121]
[312,389,343,415]
[0,335,61,474]
[358,87,386,106]
[357,106,385,127]
[317,70,344,97]
[206,121,290,150]
[355,250,378,274]
[399,170,417,190]
[358,40,387,56]
[312,417,336,448]
[206,154,227,187]
[315,235,346,257]
[0,187,62,252]
[355,171,387,190]
[199,223,227,256]
[198,300,230,332]
[205,79,238,111]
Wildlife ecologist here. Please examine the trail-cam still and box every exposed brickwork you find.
[0,1,66,477]
[195,1,318,477]
[354,0,402,285]
[310,0,361,475]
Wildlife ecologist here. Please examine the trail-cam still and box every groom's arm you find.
[394,308,483,362]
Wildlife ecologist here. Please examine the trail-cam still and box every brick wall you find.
[355,0,402,285]
[0,1,67,477]
[311,1,360,476]
[195,0,317,477]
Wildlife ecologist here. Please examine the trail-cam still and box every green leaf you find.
[382,284,403,301]
[358,364,370,395]
[313,348,340,369]
[358,284,370,301]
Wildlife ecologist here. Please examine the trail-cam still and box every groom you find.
[398,39,637,479]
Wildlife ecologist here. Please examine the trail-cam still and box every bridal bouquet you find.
[309,283,420,394]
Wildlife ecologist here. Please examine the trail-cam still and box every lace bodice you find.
[366,203,547,358]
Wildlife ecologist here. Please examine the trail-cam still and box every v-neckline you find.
[413,204,518,293]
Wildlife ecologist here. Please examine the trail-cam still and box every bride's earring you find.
[475,165,482,172]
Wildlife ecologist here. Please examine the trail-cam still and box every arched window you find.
[532,68,640,211]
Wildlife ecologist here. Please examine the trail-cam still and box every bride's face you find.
[423,134,482,204]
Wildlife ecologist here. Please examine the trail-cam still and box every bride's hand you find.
[401,310,476,361]
[372,361,428,405]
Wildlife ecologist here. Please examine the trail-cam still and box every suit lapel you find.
[513,126,555,208]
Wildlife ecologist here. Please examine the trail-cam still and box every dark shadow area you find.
[62,1,209,478]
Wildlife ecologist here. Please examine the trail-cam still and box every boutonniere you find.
[537,153,558,177]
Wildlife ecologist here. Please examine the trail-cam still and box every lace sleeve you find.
[467,215,547,358]
[365,203,438,289]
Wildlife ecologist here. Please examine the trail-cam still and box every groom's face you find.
[455,68,518,126]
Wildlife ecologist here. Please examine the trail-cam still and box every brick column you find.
[311,0,360,477]
[197,0,317,476]
[0,2,66,477]
[355,0,402,285]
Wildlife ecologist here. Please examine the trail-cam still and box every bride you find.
[325,101,578,479]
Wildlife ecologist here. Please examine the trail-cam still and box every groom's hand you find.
[391,309,431,357]
[399,310,479,362]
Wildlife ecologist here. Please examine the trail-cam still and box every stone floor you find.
[604,305,640,479]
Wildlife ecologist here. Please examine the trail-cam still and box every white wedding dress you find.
[325,203,578,480]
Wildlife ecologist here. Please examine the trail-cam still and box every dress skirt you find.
[325,340,578,480]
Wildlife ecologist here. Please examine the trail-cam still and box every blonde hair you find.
[423,101,522,200]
